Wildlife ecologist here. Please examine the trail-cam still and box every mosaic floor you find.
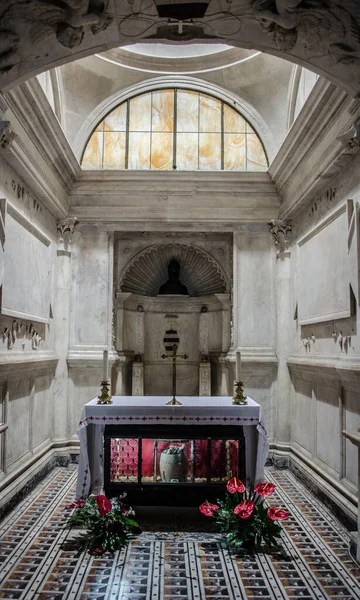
[0,466,359,600]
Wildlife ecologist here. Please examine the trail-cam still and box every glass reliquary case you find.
[104,424,246,505]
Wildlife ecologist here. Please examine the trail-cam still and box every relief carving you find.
[1,318,43,350]
[252,1,360,69]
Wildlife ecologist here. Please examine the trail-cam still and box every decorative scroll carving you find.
[120,244,228,297]
[337,118,360,149]
[0,121,16,149]
[57,216,78,250]
[268,219,292,255]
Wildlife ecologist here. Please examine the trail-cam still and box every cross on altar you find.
[161,343,188,405]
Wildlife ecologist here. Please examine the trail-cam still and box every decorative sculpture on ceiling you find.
[0,0,112,72]
[252,0,360,66]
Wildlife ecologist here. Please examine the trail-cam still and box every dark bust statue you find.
[159,259,188,295]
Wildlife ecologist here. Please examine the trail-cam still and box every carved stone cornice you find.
[268,219,292,256]
[57,216,78,251]
[270,79,360,220]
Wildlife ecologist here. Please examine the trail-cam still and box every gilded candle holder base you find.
[97,380,112,405]
[166,396,182,405]
[232,380,247,405]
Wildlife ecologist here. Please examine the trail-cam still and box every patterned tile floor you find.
[0,466,359,600]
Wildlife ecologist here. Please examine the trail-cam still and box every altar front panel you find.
[76,396,268,501]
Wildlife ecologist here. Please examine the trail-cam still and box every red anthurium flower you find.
[234,499,254,519]
[65,498,85,510]
[254,482,276,497]
[267,506,289,521]
[199,501,220,517]
[226,477,246,494]
[96,495,112,516]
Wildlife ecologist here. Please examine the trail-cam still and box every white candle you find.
[235,351,241,381]
[103,350,108,381]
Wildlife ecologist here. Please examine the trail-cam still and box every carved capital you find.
[337,118,360,150]
[57,216,78,250]
[268,219,292,256]
[0,121,17,149]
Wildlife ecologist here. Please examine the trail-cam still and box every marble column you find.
[343,428,360,564]
[53,217,77,442]
[132,305,145,395]
[269,220,292,445]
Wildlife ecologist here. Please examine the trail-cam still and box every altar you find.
[76,396,268,505]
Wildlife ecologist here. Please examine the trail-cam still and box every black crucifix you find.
[161,343,188,405]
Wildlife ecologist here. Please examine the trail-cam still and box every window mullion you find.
[125,99,130,170]
[173,89,177,169]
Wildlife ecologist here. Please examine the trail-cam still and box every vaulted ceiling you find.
[1,1,360,94]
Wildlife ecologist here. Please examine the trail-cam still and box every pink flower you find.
[226,477,246,494]
[267,506,289,521]
[254,482,276,497]
[96,495,112,516]
[65,498,85,510]
[234,499,254,519]
[199,501,220,517]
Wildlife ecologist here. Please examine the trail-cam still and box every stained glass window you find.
[81,89,268,171]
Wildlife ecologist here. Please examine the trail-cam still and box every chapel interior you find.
[1,0,360,598]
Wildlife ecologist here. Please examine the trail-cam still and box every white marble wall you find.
[0,159,59,505]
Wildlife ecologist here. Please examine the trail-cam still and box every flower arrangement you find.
[199,477,288,552]
[64,493,139,555]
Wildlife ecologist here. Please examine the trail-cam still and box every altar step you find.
[0,466,359,600]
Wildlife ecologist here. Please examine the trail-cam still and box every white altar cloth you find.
[76,396,269,499]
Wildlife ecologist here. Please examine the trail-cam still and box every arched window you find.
[81,89,268,171]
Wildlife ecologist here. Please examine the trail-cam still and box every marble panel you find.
[224,104,246,133]
[177,90,198,132]
[69,369,102,437]
[103,132,126,169]
[151,132,173,170]
[246,134,268,171]
[224,133,246,170]
[236,234,274,347]
[144,312,199,362]
[72,227,109,346]
[208,311,222,351]
[2,208,52,323]
[176,133,198,170]
[315,384,340,474]
[144,363,198,396]
[81,131,103,169]
[7,378,31,468]
[344,390,360,485]
[129,93,151,131]
[199,94,221,132]
[297,206,350,325]
[152,90,174,132]
[104,103,127,131]
[292,378,313,455]
[128,132,150,169]
[199,133,221,170]
[33,375,51,449]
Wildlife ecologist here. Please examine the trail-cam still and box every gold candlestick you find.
[97,380,112,404]
[232,380,247,405]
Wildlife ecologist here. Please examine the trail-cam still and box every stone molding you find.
[270,78,360,220]
[73,75,277,162]
[69,171,280,226]
[0,351,58,380]
[1,78,80,218]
